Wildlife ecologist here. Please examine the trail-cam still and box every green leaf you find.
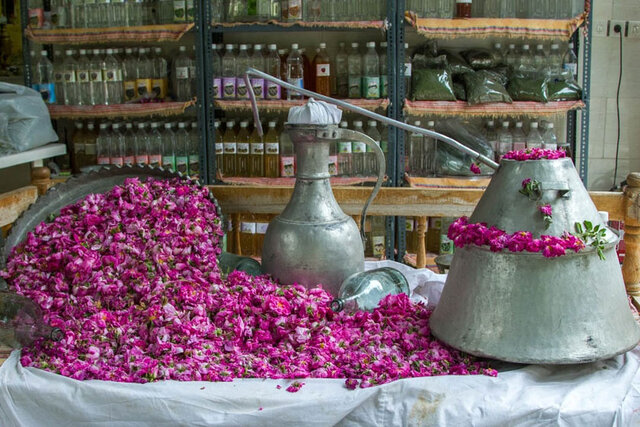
[575,222,584,234]
[584,220,593,231]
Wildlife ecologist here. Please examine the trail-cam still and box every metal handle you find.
[243,68,499,170]
[540,181,571,199]
[338,129,386,243]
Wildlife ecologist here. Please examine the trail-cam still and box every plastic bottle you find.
[126,0,141,26]
[0,292,64,349]
[264,121,279,178]
[175,122,190,174]
[236,120,250,176]
[314,42,331,97]
[151,47,168,100]
[134,48,151,101]
[527,0,547,18]
[335,42,349,98]
[497,121,512,160]
[330,267,410,313]
[526,122,544,149]
[117,122,131,166]
[279,127,295,177]
[379,41,388,98]
[162,122,176,171]
[542,122,558,150]
[556,0,572,18]
[222,121,237,176]
[562,42,578,80]
[96,123,111,165]
[409,121,423,176]
[518,44,534,73]
[482,0,499,17]
[149,122,163,167]
[213,120,223,176]
[247,44,264,98]
[512,121,526,151]
[235,44,251,100]
[286,43,304,100]
[485,120,498,156]
[173,0,187,22]
[352,120,366,176]
[122,48,136,102]
[34,50,56,104]
[505,43,518,70]
[347,42,362,99]
[287,0,302,20]
[71,122,85,172]
[278,48,288,99]
[265,44,281,100]
[84,122,97,166]
[362,42,380,99]
[87,49,103,104]
[110,0,128,26]
[103,48,123,105]
[110,123,125,166]
[533,44,547,73]
[222,44,237,99]
[249,124,264,177]
[455,0,471,18]
[338,121,352,177]
[210,44,222,99]
[188,122,200,177]
[131,122,146,165]
[61,49,78,105]
[28,0,45,27]
[423,120,436,176]
[364,120,381,176]
[492,42,504,66]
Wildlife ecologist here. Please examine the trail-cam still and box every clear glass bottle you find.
[222,44,237,99]
[338,121,352,177]
[409,120,423,176]
[497,120,512,160]
[265,44,281,100]
[314,42,331,97]
[347,42,362,99]
[352,120,366,176]
[88,48,104,105]
[335,42,349,98]
[330,267,410,313]
[33,50,56,104]
[542,122,558,150]
[53,53,65,105]
[286,43,304,100]
[222,120,237,176]
[152,47,168,100]
[512,121,526,151]
[0,291,64,349]
[62,49,78,105]
[96,122,111,165]
[173,45,192,101]
[249,44,266,98]
[109,123,125,166]
[103,48,123,105]
[235,44,251,100]
[264,121,279,178]
[533,43,547,73]
[562,42,578,80]
[505,43,518,70]
[162,122,176,171]
[526,122,544,149]
[362,41,380,99]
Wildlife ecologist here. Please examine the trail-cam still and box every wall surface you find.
[587,0,640,190]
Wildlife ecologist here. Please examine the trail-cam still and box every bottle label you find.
[287,78,303,92]
[63,70,76,83]
[135,154,149,165]
[149,154,162,167]
[250,78,264,98]
[175,66,189,80]
[123,155,135,166]
[97,156,110,165]
[563,63,577,76]
[280,156,295,177]
[53,71,64,84]
[39,83,56,104]
[224,142,237,154]
[215,143,224,154]
[223,77,237,98]
[103,68,121,82]
[237,79,249,99]
[381,75,388,98]
[353,142,366,153]
[77,70,90,83]
[188,65,196,80]
[440,235,454,255]
[188,155,200,175]
[173,0,186,22]
[90,70,102,82]
[348,76,361,98]
[338,142,352,153]
[288,0,302,19]
[162,155,176,170]
[213,77,222,99]
[328,155,338,176]
[404,62,412,77]
[251,143,264,154]
[28,8,44,28]
[136,79,152,98]
[176,156,189,174]
[316,63,330,77]
[151,78,168,99]
[266,82,281,100]
[237,143,250,154]
[362,76,380,99]
[111,156,124,167]
[372,235,385,258]
[186,0,194,20]
[256,223,269,234]
[241,222,256,234]
[124,81,136,101]
[265,143,279,154]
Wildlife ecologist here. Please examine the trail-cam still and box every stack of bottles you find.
[406,120,437,177]
[222,0,386,23]
[483,118,564,161]
[214,119,387,178]
[28,0,196,29]
[212,40,388,101]
[501,42,578,79]
[70,120,201,177]
[407,0,584,19]
[32,46,196,105]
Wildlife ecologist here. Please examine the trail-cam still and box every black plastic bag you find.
[411,68,457,101]
[463,70,512,105]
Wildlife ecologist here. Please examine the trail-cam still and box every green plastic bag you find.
[461,49,497,70]
[507,71,549,102]
[439,50,474,75]
[411,68,457,101]
[463,70,512,105]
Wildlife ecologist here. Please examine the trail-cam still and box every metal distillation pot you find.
[261,124,386,296]
[430,158,640,364]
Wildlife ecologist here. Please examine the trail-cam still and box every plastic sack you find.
[547,71,582,101]
[463,70,513,105]
[434,119,494,176]
[412,54,448,70]
[453,81,467,101]
[0,82,58,155]
[411,68,456,101]
[412,40,439,58]
[461,49,497,70]
[439,50,474,75]
[507,71,549,102]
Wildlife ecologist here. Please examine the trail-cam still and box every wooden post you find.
[416,216,427,269]
[30,165,52,196]
[623,173,640,309]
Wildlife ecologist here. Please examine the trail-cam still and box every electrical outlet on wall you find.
[607,20,627,37]
[593,20,607,37]
[629,21,640,39]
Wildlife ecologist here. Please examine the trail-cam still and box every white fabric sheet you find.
[1,261,640,426]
